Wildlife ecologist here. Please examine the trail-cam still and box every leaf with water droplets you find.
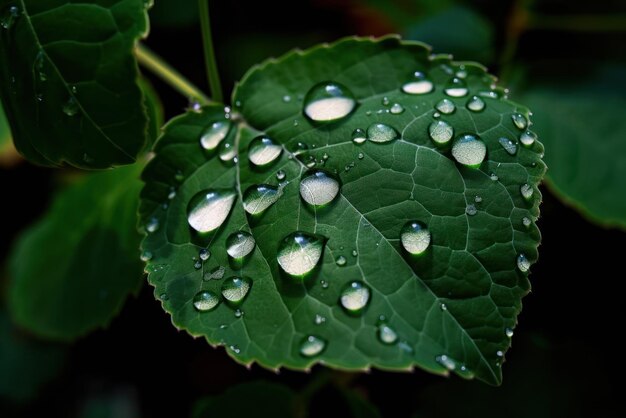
[0,0,150,168]
[140,37,545,385]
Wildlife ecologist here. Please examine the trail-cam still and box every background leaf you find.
[8,164,144,341]
[0,100,19,166]
[0,0,150,169]
[140,37,545,385]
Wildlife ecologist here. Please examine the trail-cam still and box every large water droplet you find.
[352,128,366,144]
[277,232,323,276]
[498,137,517,155]
[451,134,486,168]
[340,281,370,313]
[378,324,398,345]
[466,96,485,112]
[62,97,78,116]
[226,231,256,259]
[193,290,220,312]
[187,189,237,233]
[299,170,340,206]
[221,276,252,304]
[511,113,528,130]
[243,184,281,215]
[428,120,453,145]
[444,78,468,97]
[517,253,530,272]
[401,72,433,95]
[520,183,534,200]
[300,335,326,357]
[520,130,537,147]
[435,98,455,114]
[200,121,231,151]
[400,221,431,255]
[367,123,398,143]
[248,136,282,166]
[303,81,356,122]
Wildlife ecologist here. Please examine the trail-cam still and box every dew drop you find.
[205,266,225,281]
[299,170,340,206]
[444,78,468,97]
[243,184,281,215]
[199,248,210,261]
[351,128,367,145]
[466,95,485,112]
[335,255,347,266]
[522,217,532,228]
[34,51,47,82]
[357,152,364,160]
[436,354,456,371]
[303,81,356,122]
[276,170,286,181]
[520,130,537,147]
[400,221,431,255]
[378,324,398,345]
[140,251,153,262]
[390,103,404,114]
[277,232,323,276]
[1,5,20,29]
[451,134,486,167]
[511,113,528,130]
[248,136,282,166]
[200,121,231,151]
[440,303,448,311]
[62,97,79,116]
[498,137,517,155]
[340,281,370,313]
[505,328,514,338]
[226,231,256,259]
[490,173,499,181]
[187,189,237,233]
[428,120,453,145]
[221,276,252,304]
[193,290,220,312]
[300,335,326,357]
[520,183,534,200]
[282,95,291,103]
[146,217,159,233]
[218,141,237,163]
[367,123,398,143]
[517,253,530,272]
[466,204,477,216]
[194,260,202,270]
[234,309,244,318]
[314,314,326,325]
[401,71,433,95]
[435,98,455,114]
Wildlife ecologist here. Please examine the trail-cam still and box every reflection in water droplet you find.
[520,130,536,147]
[435,98,455,114]
[400,221,431,255]
[226,231,256,259]
[303,81,356,122]
[378,324,398,344]
[428,120,453,145]
[277,232,323,276]
[451,134,486,168]
[300,335,326,357]
[401,72,433,95]
[193,290,220,311]
[367,123,398,143]
[340,281,370,313]
[520,183,534,200]
[243,184,281,215]
[466,96,485,112]
[187,189,237,233]
[200,121,231,151]
[248,136,282,166]
[300,170,340,206]
[221,276,252,303]
[517,253,530,272]
[498,137,517,155]
[511,113,528,130]
[444,78,468,97]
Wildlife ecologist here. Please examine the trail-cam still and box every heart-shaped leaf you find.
[140,36,545,385]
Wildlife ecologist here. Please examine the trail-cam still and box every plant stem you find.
[135,44,211,105]
[198,0,223,103]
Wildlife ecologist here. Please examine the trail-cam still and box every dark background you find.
[2,0,625,417]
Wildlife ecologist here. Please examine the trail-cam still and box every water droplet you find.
[522,217,532,228]
[466,204,477,216]
[205,266,225,281]
[435,98,455,114]
[243,184,281,215]
[401,71,433,95]
[320,280,329,289]
[428,120,453,145]
[496,350,504,357]
[300,170,340,206]
[194,260,202,270]
[160,293,169,301]
[34,51,47,82]
[221,276,252,304]
[193,290,220,312]
[167,187,176,200]
[218,141,237,163]
[505,328,514,338]
[378,324,398,344]
[517,253,530,272]
[276,170,286,181]
[357,152,364,160]
[350,128,367,145]
[248,136,282,166]
[390,103,404,114]
[444,78,468,97]
[474,195,483,203]
[367,123,398,143]
[234,309,244,318]
[490,173,499,181]
[282,95,291,103]
[1,5,20,29]
[381,96,390,106]
[140,251,153,262]
[62,97,78,116]
[277,232,323,276]
[511,113,528,130]
[300,335,326,357]
[436,354,456,371]
[200,121,231,151]
[498,137,517,155]
[335,255,347,266]
[187,189,236,233]
[451,134,486,168]
[303,81,356,122]
[229,344,241,354]
[400,221,431,255]
[174,170,185,182]
[340,281,370,313]
[351,249,358,257]
[520,183,534,200]
[520,130,536,147]
[314,314,326,325]
[146,217,159,233]
[466,96,485,112]
[226,231,256,259]
[199,248,210,261]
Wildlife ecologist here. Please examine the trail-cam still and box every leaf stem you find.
[135,44,211,104]
[198,0,224,103]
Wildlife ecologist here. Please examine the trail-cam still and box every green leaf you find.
[140,36,546,385]
[8,164,144,341]
[0,99,17,164]
[518,65,626,228]
[0,310,66,402]
[139,77,164,148]
[191,381,295,418]
[0,0,150,169]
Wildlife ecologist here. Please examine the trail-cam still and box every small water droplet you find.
[490,173,499,181]
[167,187,176,200]
[517,253,530,272]
[282,95,291,103]
[351,128,367,145]
[187,189,237,233]
[146,217,159,233]
[390,103,404,114]
[436,354,456,371]
[229,344,241,354]
[34,51,47,82]
[276,170,286,181]
[474,195,483,203]
[314,314,326,325]
[204,266,225,281]
[321,280,329,289]
[193,290,220,312]
[511,113,528,130]
[451,134,486,168]
[381,96,390,106]
[140,251,153,262]
[440,303,448,311]
[160,293,169,301]
[174,170,184,182]
[199,248,210,261]
[466,204,477,216]
[277,232,323,276]
[498,137,517,155]
[378,324,398,345]
[428,120,454,145]
[466,95,485,112]
[300,170,340,206]
[335,255,347,266]
[243,184,282,215]
[340,281,370,313]
[200,121,231,151]
[234,309,244,318]
[1,5,20,29]
[194,260,202,270]
[300,335,326,357]
[520,183,534,200]
[402,72,433,95]
[248,136,282,166]
[62,97,79,116]
[221,276,252,304]
[522,217,532,228]
[435,98,455,114]
[303,81,356,122]
[226,231,256,259]
[357,152,364,160]
[218,141,237,163]
[520,130,537,147]
[367,123,398,143]
[400,221,431,255]
[496,350,504,357]
[351,249,358,257]
[505,328,514,338]
[444,77,468,97]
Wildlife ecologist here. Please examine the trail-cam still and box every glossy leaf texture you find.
[8,164,144,341]
[140,37,546,385]
[0,0,150,168]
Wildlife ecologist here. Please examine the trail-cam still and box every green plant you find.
[0,0,547,387]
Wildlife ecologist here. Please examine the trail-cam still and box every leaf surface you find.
[140,37,546,384]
